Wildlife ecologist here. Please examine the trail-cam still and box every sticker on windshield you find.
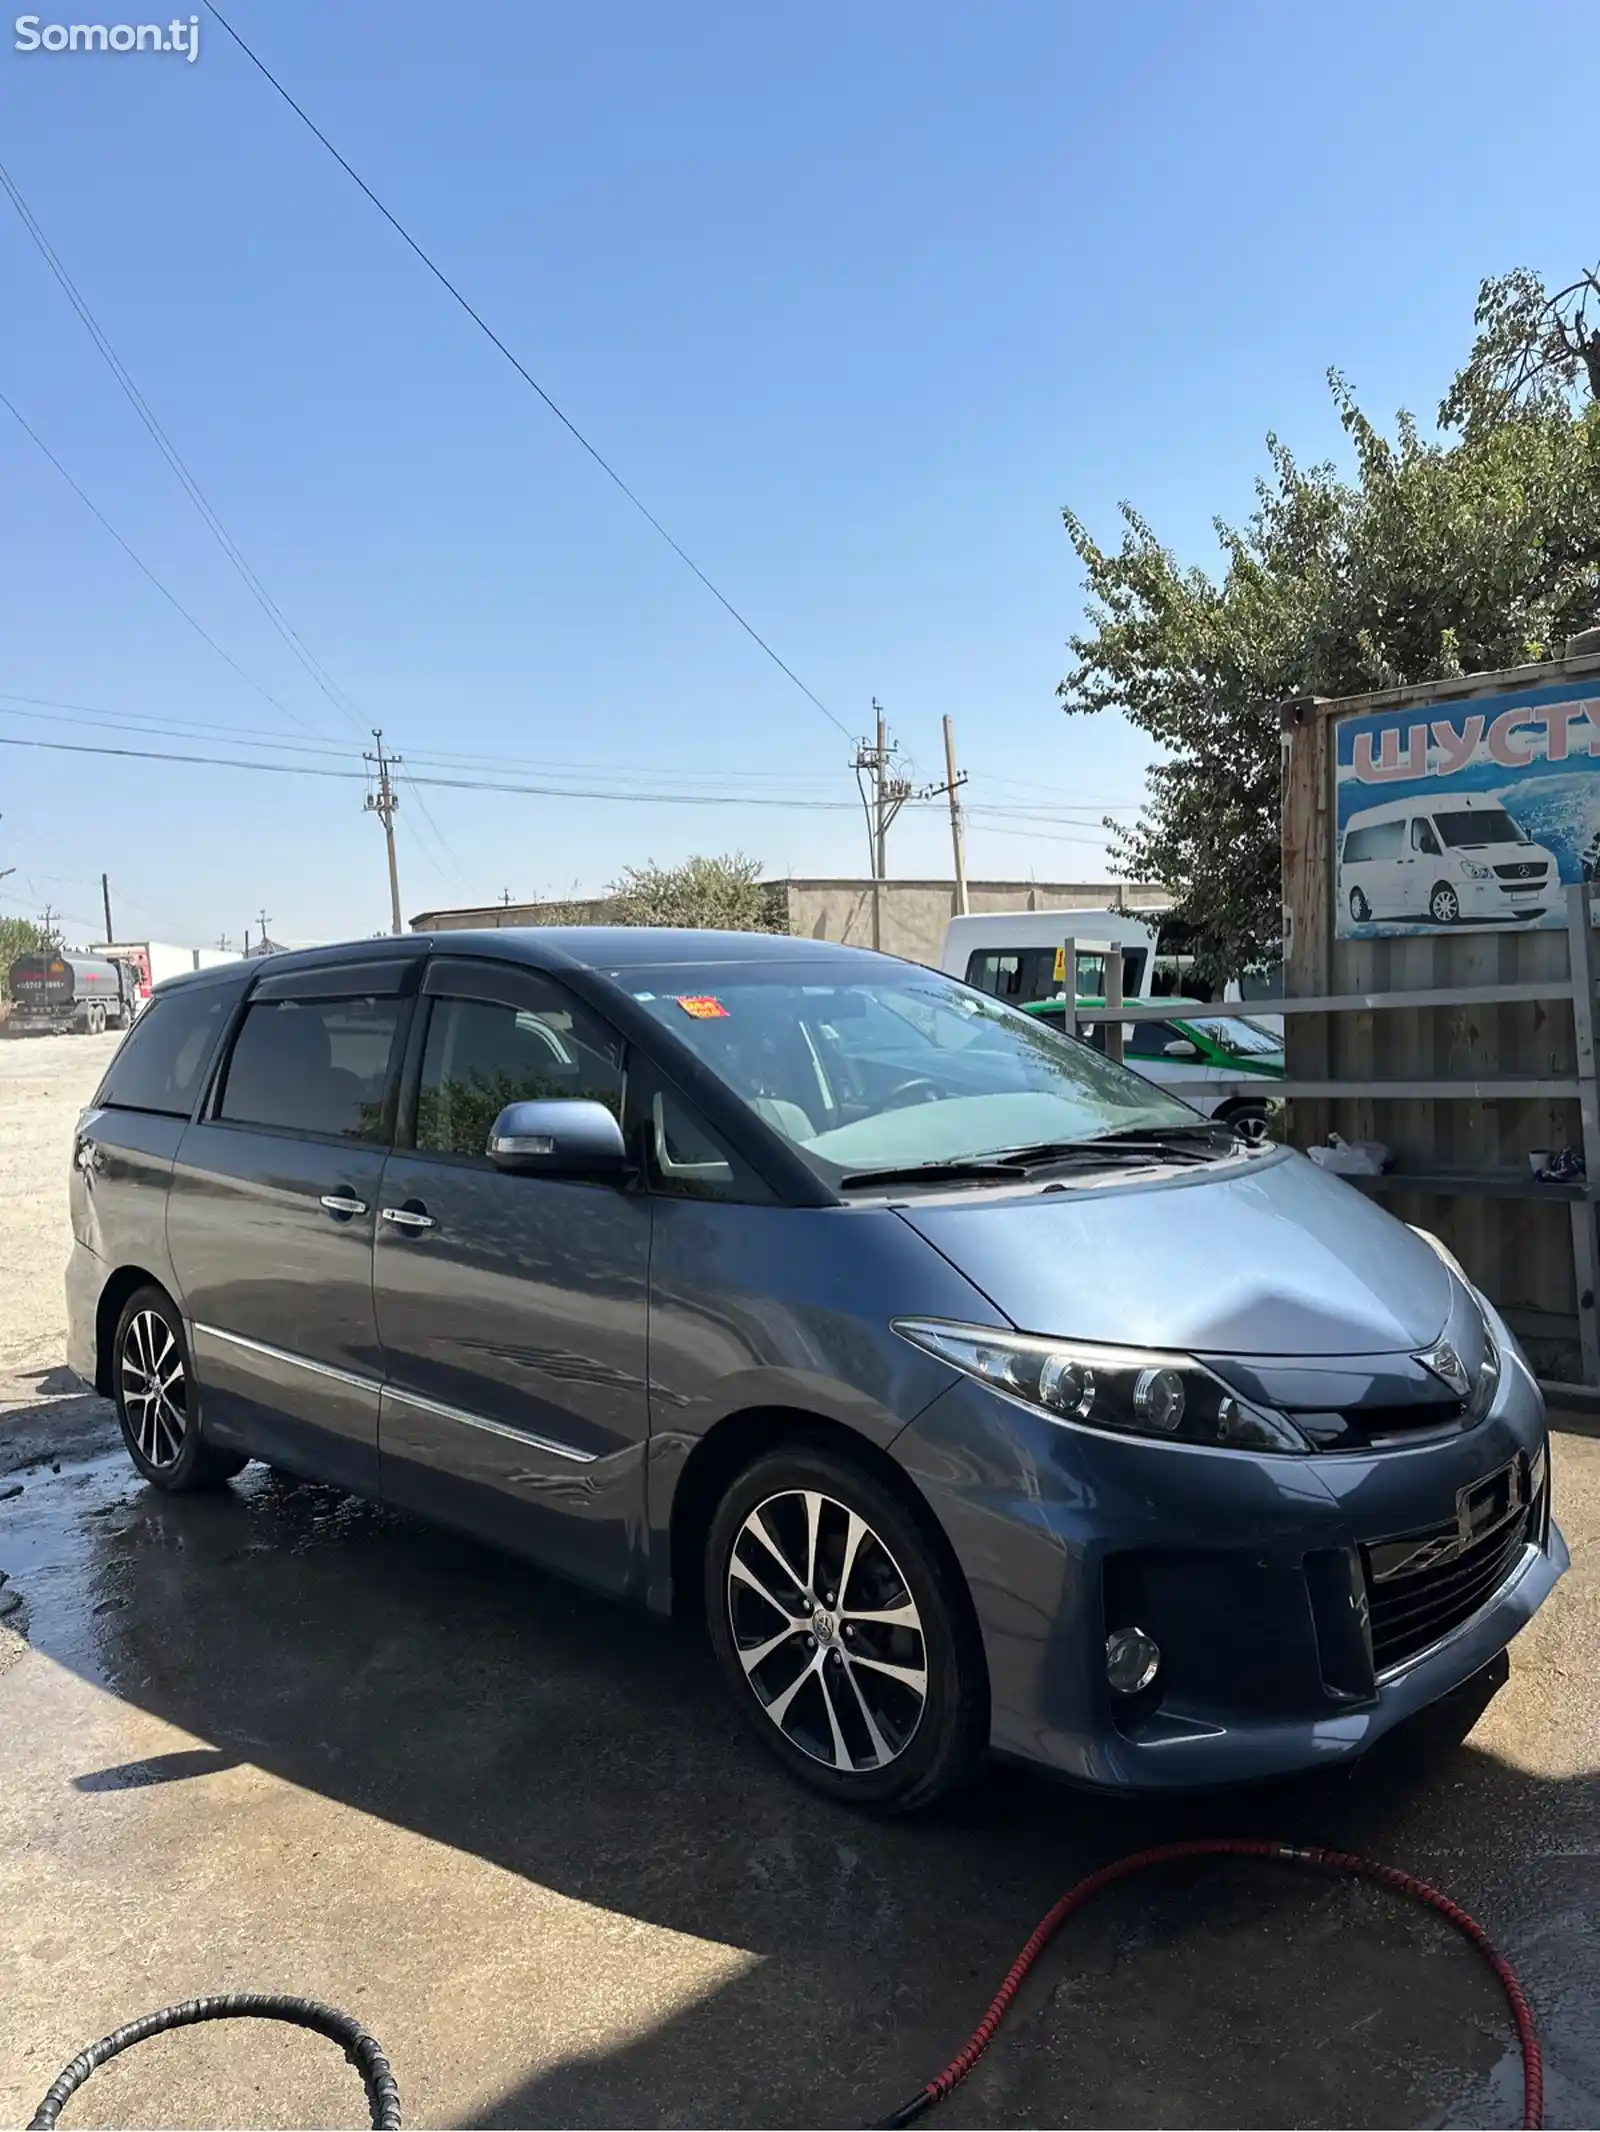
[675,994,730,1019]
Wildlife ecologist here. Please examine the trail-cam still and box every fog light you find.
[1105,1626,1161,1696]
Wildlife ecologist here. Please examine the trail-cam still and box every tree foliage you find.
[1060,290,1600,983]
[605,852,784,932]
[0,916,44,1000]
[1441,265,1600,438]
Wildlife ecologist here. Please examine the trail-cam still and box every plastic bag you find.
[1306,1133,1391,1176]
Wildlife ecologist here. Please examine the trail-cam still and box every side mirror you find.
[1163,1037,1201,1060]
[487,1098,628,1176]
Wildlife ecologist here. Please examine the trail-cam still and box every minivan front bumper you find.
[891,1338,1566,1791]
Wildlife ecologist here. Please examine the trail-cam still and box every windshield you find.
[617,961,1199,1180]
[1182,1015,1283,1059]
[1432,808,1526,848]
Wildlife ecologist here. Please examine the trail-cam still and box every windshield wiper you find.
[837,1157,1035,1189]
[977,1135,1222,1170]
[838,1137,1219,1189]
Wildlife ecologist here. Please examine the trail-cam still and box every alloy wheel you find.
[726,1488,928,1772]
[121,1309,188,1468]
[1431,885,1460,923]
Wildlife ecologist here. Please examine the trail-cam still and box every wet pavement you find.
[1,1373,1597,2131]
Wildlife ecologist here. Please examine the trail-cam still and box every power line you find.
[0,154,364,738]
[0,392,322,734]
[0,692,853,790]
[0,729,862,805]
[397,769,467,888]
[0,729,1135,844]
[197,0,852,744]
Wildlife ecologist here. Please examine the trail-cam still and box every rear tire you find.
[1348,886,1371,923]
[111,1285,247,1491]
[705,1443,987,1812]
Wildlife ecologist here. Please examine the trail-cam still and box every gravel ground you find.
[1,1032,1597,2129]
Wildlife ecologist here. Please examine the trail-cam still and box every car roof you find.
[1345,791,1508,828]
[241,927,899,980]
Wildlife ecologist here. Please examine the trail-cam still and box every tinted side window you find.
[630,1071,776,1204]
[95,985,235,1117]
[415,985,623,1159]
[1127,1019,1182,1060]
[964,948,1104,1001]
[217,995,401,1140]
[1411,816,1441,854]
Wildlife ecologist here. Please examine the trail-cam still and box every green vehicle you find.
[1022,996,1284,1133]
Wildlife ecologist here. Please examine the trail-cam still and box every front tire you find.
[1429,882,1461,924]
[112,1286,246,1491]
[705,1445,987,1812]
[1224,1101,1271,1144]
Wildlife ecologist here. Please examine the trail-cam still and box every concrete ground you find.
[1,1032,1597,2130]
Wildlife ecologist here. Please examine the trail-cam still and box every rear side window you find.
[216,996,402,1141]
[415,989,622,1159]
[964,948,1107,1002]
[1343,819,1404,862]
[94,986,234,1118]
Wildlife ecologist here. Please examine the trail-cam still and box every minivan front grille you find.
[1494,860,1547,881]
[1362,1463,1531,1674]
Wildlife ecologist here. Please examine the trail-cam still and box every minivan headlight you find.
[892,1319,1311,1452]
[1461,860,1492,879]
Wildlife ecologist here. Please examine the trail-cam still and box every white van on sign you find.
[1339,793,1558,929]
[1334,677,1600,936]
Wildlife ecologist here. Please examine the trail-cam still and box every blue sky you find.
[3,0,1598,948]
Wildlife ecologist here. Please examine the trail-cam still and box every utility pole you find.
[922,716,969,916]
[101,873,114,944]
[851,701,912,951]
[364,729,403,937]
[217,933,231,953]
[39,903,60,949]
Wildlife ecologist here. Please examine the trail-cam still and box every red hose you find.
[875,1837,1542,2129]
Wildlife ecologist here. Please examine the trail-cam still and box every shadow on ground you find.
[2,1376,1597,2128]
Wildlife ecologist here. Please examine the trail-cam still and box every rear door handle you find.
[319,1193,369,1219]
[380,1205,435,1231]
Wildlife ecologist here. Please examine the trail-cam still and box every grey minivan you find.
[67,929,1565,1810]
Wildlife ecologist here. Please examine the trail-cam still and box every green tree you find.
[1441,265,1600,439]
[1060,310,1600,984]
[0,916,43,1001]
[606,853,785,932]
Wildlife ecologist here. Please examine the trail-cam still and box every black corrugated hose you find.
[25,1840,1543,2131]
[25,1994,401,2131]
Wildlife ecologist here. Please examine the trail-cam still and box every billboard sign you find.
[1334,677,1600,937]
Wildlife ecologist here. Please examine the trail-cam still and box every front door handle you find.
[381,1204,436,1231]
[319,1193,369,1219]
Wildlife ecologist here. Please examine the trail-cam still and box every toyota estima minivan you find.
[1340,793,1556,927]
[67,929,1565,1810]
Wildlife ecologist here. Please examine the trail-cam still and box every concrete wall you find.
[777,879,1166,964]
[411,897,622,932]
[411,879,1164,966]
